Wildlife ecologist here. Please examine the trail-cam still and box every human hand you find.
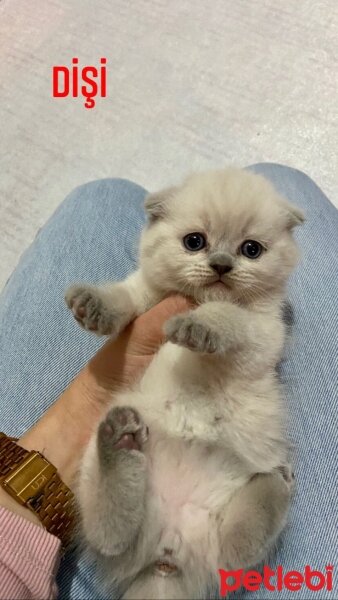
[87,294,192,392]
[17,296,191,490]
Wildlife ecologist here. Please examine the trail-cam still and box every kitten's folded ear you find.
[144,186,178,222]
[281,200,305,229]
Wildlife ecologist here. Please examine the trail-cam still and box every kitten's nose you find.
[210,263,233,275]
[209,253,233,275]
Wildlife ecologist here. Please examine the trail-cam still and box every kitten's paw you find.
[165,312,222,353]
[98,407,149,458]
[65,285,122,336]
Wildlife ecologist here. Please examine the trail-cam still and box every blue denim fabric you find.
[0,165,336,599]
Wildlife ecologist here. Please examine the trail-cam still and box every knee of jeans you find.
[63,178,148,217]
[249,162,316,186]
[247,163,333,212]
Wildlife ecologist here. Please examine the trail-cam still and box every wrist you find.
[0,486,42,527]
[18,369,110,487]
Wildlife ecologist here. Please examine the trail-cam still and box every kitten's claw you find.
[65,285,120,336]
[98,407,149,459]
[165,312,222,353]
[277,464,295,491]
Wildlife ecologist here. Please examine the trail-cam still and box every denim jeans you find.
[0,164,337,599]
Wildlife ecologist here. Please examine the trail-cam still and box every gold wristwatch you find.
[0,433,76,549]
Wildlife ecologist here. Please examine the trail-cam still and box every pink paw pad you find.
[113,433,140,451]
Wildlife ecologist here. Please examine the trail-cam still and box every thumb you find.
[128,295,193,353]
[86,295,193,392]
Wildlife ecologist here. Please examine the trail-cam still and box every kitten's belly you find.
[112,342,253,508]
[111,342,282,564]
[113,370,249,565]
[143,430,248,566]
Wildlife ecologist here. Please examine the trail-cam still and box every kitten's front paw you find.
[65,285,121,336]
[98,407,149,458]
[165,312,222,353]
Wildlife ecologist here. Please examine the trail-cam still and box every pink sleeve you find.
[0,506,61,599]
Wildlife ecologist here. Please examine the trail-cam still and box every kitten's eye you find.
[241,240,263,259]
[183,232,207,252]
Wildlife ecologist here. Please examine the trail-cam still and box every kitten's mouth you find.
[206,279,230,290]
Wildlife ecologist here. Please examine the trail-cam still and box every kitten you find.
[66,168,303,600]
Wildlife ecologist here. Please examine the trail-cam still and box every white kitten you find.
[66,168,303,599]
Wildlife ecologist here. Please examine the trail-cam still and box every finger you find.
[132,295,193,340]
[151,294,194,321]
[87,296,194,388]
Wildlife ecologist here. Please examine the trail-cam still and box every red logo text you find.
[52,57,107,109]
[219,565,333,595]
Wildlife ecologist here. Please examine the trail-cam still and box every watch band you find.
[0,433,76,549]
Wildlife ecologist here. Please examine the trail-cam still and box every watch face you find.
[0,435,75,546]
[3,452,57,505]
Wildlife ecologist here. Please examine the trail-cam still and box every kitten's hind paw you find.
[164,311,223,353]
[98,406,149,461]
[65,284,120,336]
